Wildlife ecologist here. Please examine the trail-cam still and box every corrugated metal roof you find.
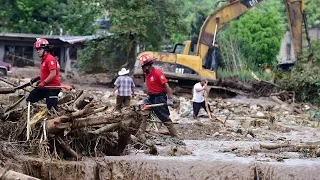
[0,32,111,44]
[58,36,96,44]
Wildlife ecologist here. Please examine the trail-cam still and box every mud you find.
[1,67,320,180]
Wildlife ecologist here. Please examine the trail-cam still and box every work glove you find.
[30,76,40,83]
[38,81,46,88]
[167,99,173,106]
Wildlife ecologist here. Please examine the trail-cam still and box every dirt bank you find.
[9,151,320,180]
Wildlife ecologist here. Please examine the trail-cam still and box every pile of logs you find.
[0,87,171,160]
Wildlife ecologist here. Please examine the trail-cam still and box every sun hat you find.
[118,68,130,76]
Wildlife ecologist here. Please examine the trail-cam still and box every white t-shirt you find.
[192,82,205,103]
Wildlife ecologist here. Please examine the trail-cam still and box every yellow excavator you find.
[133,0,313,86]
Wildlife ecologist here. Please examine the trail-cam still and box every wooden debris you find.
[0,167,40,180]
[131,134,158,155]
[88,123,121,134]
[260,142,320,150]
[4,95,25,113]
[56,136,81,160]
[46,108,135,133]
[316,148,320,157]
[204,82,213,119]
[269,96,303,114]
[73,93,93,110]
[260,142,291,150]
[0,87,16,94]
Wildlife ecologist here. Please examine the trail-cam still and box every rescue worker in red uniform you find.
[138,54,178,138]
[27,38,61,110]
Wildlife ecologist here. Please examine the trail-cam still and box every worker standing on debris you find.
[113,68,135,111]
[138,54,178,138]
[192,78,211,119]
[27,38,61,110]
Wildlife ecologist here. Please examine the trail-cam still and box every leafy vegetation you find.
[277,66,320,106]
[311,39,320,65]
[77,0,188,72]
[218,0,285,71]
[305,0,320,28]
[218,69,274,83]
[0,0,103,35]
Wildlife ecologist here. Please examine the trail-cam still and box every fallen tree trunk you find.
[45,105,99,129]
[71,112,136,130]
[0,87,15,94]
[73,93,93,110]
[260,143,320,150]
[46,109,138,133]
[269,96,303,114]
[0,167,40,180]
[218,78,253,92]
[88,122,121,134]
[260,142,291,150]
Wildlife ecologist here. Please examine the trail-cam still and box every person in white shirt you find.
[192,78,211,119]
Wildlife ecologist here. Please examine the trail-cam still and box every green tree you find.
[181,0,219,44]
[1,0,103,35]
[78,0,187,72]
[226,1,284,70]
[190,11,207,44]
[305,0,320,28]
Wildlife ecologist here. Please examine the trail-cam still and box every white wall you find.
[277,31,296,63]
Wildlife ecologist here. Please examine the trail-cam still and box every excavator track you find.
[134,76,240,99]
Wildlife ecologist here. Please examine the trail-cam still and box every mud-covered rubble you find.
[174,95,320,159]
[79,86,320,159]
[1,75,320,179]
[2,76,319,160]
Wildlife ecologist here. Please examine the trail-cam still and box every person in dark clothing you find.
[213,43,223,70]
[203,43,224,77]
[137,53,178,138]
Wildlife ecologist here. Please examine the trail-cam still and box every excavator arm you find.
[196,0,311,63]
[196,0,265,58]
[133,0,312,86]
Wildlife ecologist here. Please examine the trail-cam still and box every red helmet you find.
[139,54,153,67]
[33,38,51,49]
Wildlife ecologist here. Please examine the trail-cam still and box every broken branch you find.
[56,136,81,160]
[88,123,121,134]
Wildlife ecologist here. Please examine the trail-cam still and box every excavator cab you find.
[172,43,184,54]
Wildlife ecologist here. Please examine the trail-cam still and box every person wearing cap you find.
[192,78,211,119]
[137,54,178,138]
[113,68,135,111]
